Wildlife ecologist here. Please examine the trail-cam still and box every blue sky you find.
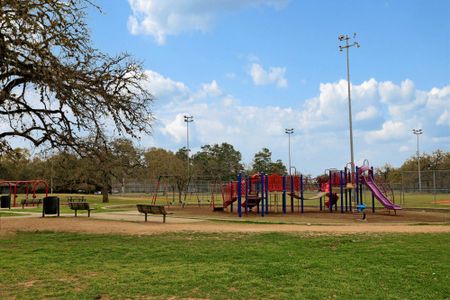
[83,0,448,174]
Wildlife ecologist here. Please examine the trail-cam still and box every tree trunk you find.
[102,185,109,203]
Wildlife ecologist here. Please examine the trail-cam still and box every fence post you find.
[433,170,436,206]
[401,172,404,206]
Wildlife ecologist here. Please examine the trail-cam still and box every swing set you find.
[0,180,49,208]
[150,175,222,207]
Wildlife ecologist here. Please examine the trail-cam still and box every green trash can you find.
[42,196,60,217]
[0,195,11,209]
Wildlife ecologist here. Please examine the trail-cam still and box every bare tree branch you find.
[0,0,154,153]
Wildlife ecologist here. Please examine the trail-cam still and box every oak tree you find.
[0,0,154,152]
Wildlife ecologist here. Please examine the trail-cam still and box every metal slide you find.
[361,171,401,211]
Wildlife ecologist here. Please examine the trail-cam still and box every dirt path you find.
[1,215,449,236]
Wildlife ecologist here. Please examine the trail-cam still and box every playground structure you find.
[0,180,49,208]
[117,159,402,219]
[212,161,401,217]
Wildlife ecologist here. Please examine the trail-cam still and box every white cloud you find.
[160,114,187,143]
[128,0,289,45]
[355,105,378,121]
[365,121,408,143]
[437,110,450,126]
[250,63,288,88]
[198,80,222,97]
[143,70,190,100]
[138,71,450,174]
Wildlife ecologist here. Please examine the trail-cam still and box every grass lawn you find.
[0,232,448,299]
[7,191,450,211]
[0,211,30,217]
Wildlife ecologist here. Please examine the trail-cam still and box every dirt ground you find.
[0,206,449,236]
[167,205,450,224]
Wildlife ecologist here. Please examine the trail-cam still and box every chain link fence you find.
[389,170,450,208]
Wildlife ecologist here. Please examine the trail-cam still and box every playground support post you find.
[329,170,333,213]
[237,173,242,218]
[260,173,265,217]
[334,173,338,212]
[230,180,233,213]
[340,170,344,213]
[300,175,304,213]
[245,176,249,215]
[348,169,352,212]
[371,166,375,213]
[355,166,359,205]
[282,175,287,214]
[265,175,269,214]
[344,168,348,212]
[290,175,294,213]
[359,183,363,205]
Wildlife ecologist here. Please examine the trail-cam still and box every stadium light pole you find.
[184,115,194,177]
[285,128,294,175]
[339,33,360,176]
[413,128,423,192]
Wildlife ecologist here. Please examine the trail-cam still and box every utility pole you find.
[285,128,294,175]
[413,128,423,192]
[184,115,194,177]
[339,33,360,176]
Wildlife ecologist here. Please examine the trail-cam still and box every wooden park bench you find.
[20,198,42,209]
[67,196,86,202]
[67,202,95,217]
[136,204,171,223]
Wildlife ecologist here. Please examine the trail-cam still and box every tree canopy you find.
[251,147,287,175]
[192,143,243,180]
[0,0,154,152]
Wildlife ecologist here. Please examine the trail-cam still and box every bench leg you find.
[88,210,90,217]
[163,214,166,223]
[145,213,147,222]
[75,210,77,217]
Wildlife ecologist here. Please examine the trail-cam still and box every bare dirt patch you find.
[0,215,449,236]
[434,200,450,205]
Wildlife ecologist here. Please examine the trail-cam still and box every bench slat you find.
[136,204,170,223]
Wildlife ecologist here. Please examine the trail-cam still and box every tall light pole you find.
[285,128,294,175]
[339,33,360,176]
[184,115,194,177]
[413,128,423,192]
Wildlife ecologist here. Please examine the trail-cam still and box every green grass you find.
[0,211,30,217]
[8,191,450,210]
[0,232,448,299]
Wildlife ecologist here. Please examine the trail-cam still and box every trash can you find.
[0,195,11,209]
[42,196,60,217]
